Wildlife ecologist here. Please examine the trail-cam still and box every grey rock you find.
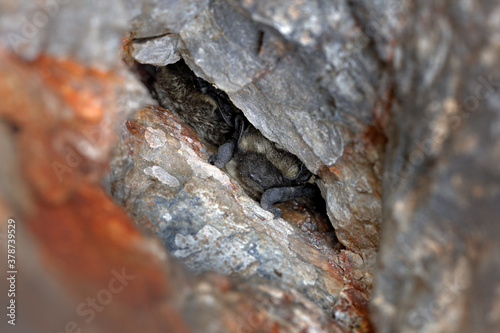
[351,1,500,332]
[0,0,129,69]
[130,33,181,66]
[179,1,273,93]
[229,54,345,171]
[2,0,498,331]
[126,0,210,38]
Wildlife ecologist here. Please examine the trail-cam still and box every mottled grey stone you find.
[351,1,500,332]
[127,0,210,38]
[131,33,181,66]
[179,1,272,93]
[229,54,345,172]
[177,1,385,262]
[0,0,129,69]
[2,0,498,331]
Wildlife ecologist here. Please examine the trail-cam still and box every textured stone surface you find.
[4,0,499,333]
[127,0,210,38]
[1,0,128,68]
[130,33,181,66]
[347,1,500,332]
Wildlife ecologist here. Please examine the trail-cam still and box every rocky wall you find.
[0,0,498,333]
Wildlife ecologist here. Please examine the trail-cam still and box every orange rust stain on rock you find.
[268,322,281,333]
[340,286,375,332]
[0,50,47,127]
[34,55,120,123]
[343,287,370,314]
[121,33,135,53]
[0,51,119,204]
[317,145,358,180]
[328,252,374,332]
[0,49,117,125]
[325,264,345,285]
[360,124,387,150]
[337,251,355,271]
[328,165,342,176]
[318,162,343,180]
[126,119,147,137]
[27,184,168,306]
[157,305,193,333]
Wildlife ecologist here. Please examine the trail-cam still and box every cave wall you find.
[349,1,500,332]
[0,0,499,332]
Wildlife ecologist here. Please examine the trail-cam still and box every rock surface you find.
[349,1,500,332]
[1,0,499,333]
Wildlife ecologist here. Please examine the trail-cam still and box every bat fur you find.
[149,60,234,147]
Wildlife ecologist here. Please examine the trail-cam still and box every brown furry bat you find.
[147,59,316,218]
[148,59,235,147]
